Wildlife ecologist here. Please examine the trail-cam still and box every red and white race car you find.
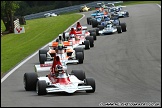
[24,54,96,95]
[57,22,97,48]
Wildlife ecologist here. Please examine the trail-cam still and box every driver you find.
[69,28,80,40]
[55,64,63,77]
[76,22,82,31]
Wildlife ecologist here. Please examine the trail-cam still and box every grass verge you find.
[1,13,82,75]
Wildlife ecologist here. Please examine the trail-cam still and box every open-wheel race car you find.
[39,36,84,64]
[24,54,96,95]
[98,20,127,35]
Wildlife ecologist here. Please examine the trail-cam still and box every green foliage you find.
[1,20,6,32]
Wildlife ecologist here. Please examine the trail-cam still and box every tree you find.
[1,1,19,33]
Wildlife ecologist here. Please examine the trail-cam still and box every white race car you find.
[24,55,95,95]
[98,21,127,35]
[39,36,84,65]
[44,12,58,17]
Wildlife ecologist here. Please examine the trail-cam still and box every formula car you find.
[98,21,127,35]
[24,55,96,95]
[44,12,58,17]
[61,22,96,45]
[39,36,84,64]
[109,7,129,18]
[79,5,91,12]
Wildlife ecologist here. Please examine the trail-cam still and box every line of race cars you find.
[23,21,97,95]
[23,2,129,96]
[87,2,129,35]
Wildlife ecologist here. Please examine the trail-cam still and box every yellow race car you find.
[79,5,91,12]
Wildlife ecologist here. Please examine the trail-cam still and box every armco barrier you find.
[24,1,123,20]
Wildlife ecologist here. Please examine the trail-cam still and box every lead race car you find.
[24,54,96,95]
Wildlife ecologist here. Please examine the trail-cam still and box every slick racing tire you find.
[36,80,47,95]
[86,36,94,47]
[39,54,47,64]
[74,47,84,60]
[92,20,98,28]
[84,40,90,50]
[120,23,127,32]
[90,32,97,41]
[97,25,104,30]
[87,17,92,25]
[71,70,86,81]
[24,72,38,91]
[117,26,122,33]
[76,52,84,64]
[85,78,96,93]
[39,49,48,63]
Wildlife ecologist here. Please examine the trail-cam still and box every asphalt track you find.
[1,4,161,107]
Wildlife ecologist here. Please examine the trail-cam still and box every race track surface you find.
[1,4,161,107]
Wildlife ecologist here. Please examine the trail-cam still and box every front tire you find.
[85,78,95,93]
[36,80,47,95]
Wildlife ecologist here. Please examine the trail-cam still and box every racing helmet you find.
[55,64,63,72]
[57,43,64,50]
[77,26,82,31]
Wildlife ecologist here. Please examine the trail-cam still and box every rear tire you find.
[71,70,86,80]
[39,54,47,64]
[86,36,94,47]
[90,32,97,41]
[74,47,84,60]
[24,73,38,91]
[84,40,90,50]
[39,50,48,63]
[120,23,127,32]
[76,52,84,64]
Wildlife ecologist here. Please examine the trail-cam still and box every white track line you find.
[156,4,161,8]
[1,13,85,83]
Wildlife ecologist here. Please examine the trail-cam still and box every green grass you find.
[1,13,82,74]
[1,1,161,76]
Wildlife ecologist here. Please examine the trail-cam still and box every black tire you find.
[39,49,48,63]
[86,36,94,47]
[39,54,47,64]
[117,26,122,33]
[84,40,90,50]
[92,20,98,28]
[89,19,93,25]
[24,73,38,91]
[36,80,47,95]
[90,32,97,41]
[120,23,127,32]
[95,28,100,36]
[87,17,92,25]
[74,47,84,60]
[88,29,96,34]
[125,11,129,17]
[76,52,84,64]
[97,25,104,30]
[85,78,95,93]
[71,70,86,81]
